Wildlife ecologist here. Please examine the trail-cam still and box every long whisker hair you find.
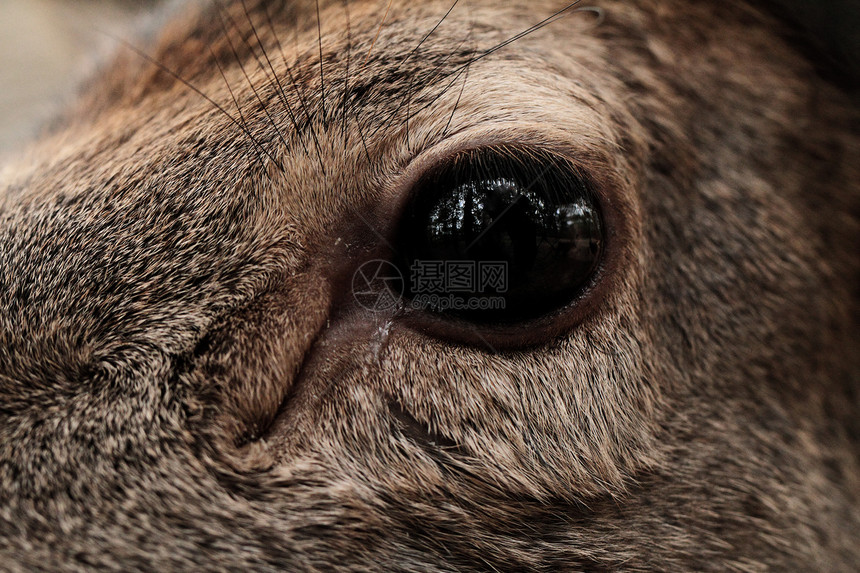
[238,0,313,162]
[212,1,295,164]
[260,0,328,170]
[105,34,283,175]
[109,0,591,182]
[391,1,588,146]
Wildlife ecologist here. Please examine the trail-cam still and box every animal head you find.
[0,0,858,569]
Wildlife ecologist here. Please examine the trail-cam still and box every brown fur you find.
[0,0,858,570]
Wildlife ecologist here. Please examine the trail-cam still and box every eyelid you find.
[375,129,635,349]
[391,145,611,346]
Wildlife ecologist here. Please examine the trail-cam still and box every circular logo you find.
[351,260,404,312]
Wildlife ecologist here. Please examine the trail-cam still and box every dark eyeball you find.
[397,148,604,323]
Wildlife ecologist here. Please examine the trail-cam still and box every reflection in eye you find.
[398,148,604,323]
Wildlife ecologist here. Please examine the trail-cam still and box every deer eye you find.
[397,148,604,323]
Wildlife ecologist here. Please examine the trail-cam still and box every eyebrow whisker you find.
[239,0,313,162]
[213,0,293,163]
[107,34,283,174]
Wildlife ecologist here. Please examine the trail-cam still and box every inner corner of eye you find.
[394,146,605,325]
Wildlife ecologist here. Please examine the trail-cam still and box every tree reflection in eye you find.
[398,148,604,323]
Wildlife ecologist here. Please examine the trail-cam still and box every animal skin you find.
[0,0,858,570]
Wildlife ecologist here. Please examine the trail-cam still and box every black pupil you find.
[398,150,603,323]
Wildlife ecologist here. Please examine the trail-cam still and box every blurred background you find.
[0,0,162,156]
[0,0,857,157]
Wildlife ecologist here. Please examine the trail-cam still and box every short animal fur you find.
[0,0,858,570]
